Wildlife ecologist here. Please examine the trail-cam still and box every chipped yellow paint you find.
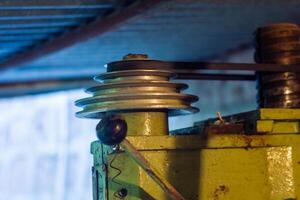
[260,108,300,120]
[257,120,299,133]
[91,108,300,199]
[257,120,274,132]
[272,122,299,133]
[256,109,300,134]
[94,134,300,200]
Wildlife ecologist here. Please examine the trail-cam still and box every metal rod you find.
[176,73,256,81]
[108,60,300,72]
[172,62,300,72]
[0,72,257,98]
[0,0,166,71]
[0,77,95,98]
[120,138,187,200]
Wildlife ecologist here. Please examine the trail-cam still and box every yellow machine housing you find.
[91,108,300,200]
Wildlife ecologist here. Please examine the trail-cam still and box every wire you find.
[109,145,126,199]
[110,152,122,186]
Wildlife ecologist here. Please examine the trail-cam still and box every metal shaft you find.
[121,112,168,136]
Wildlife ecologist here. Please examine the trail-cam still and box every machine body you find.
[75,23,300,200]
[91,109,300,200]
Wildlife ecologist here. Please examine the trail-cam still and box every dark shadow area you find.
[167,132,207,200]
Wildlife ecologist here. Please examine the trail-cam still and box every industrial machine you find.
[76,23,300,199]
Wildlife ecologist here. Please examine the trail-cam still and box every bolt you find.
[122,53,148,60]
[116,188,128,198]
[101,164,106,172]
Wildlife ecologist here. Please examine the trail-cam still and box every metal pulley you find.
[255,23,300,108]
[75,56,199,119]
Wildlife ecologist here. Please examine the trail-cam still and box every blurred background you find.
[0,91,96,200]
[0,0,299,199]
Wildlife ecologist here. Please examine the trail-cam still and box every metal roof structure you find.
[0,0,114,62]
[1,0,300,96]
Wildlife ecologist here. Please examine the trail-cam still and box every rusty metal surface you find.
[204,124,245,135]
[172,110,258,135]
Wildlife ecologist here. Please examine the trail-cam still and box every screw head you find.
[117,188,128,198]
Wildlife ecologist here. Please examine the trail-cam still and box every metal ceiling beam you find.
[0,5,112,10]
[0,77,95,98]
[0,28,63,35]
[0,34,49,41]
[0,41,34,47]
[0,14,96,20]
[0,0,115,8]
[0,0,166,71]
[0,21,78,29]
[0,9,103,18]
[0,19,87,28]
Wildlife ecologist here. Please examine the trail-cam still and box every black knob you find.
[96,116,127,145]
